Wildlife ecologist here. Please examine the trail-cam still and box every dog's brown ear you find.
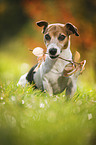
[65,23,79,36]
[36,20,48,34]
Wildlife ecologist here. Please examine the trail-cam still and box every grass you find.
[0,53,96,145]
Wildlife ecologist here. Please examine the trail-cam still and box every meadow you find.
[0,51,96,145]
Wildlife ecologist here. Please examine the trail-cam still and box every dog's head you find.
[36,20,79,59]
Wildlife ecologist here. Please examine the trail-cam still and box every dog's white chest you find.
[43,71,67,94]
[34,49,72,94]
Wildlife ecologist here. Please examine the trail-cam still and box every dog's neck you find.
[52,40,72,73]
[59,39,72,60]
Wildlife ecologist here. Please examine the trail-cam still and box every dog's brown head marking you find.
[36,20,79,36]
[36,20,79,59]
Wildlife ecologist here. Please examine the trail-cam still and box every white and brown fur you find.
[17,20,79,98]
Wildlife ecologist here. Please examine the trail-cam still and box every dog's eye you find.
[45,34,51,41]
[58,34,66,41]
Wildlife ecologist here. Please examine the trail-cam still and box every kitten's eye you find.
[45,34,51,41]
[58,34,66,41]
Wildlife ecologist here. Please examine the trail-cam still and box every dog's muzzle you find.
[49,48,59,59]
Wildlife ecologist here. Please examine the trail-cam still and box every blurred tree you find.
[0,0,29,45]
[65,0,96,82]
[65,0,96,50]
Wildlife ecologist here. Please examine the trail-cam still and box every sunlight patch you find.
[20,63,30,73]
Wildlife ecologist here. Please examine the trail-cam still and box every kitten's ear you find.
[65,22,79,36]
[36,20,48,34]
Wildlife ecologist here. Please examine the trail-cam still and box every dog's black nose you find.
[49,48,57,55]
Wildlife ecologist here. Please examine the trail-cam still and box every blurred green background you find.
[0,1,96,145]
[0,0,96,86]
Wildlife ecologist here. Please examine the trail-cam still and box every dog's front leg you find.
[43,78,53,96]
[65,78,77,99]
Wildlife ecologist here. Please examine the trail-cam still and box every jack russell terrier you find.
[17,20,82,98]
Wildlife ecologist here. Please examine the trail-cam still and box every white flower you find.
[22,100,24,104]
[1,97,3,100]
[89,90,93,93]
[88,113,92,120]
[40,103,45,108]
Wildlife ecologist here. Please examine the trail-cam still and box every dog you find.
[17,20,80,98]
